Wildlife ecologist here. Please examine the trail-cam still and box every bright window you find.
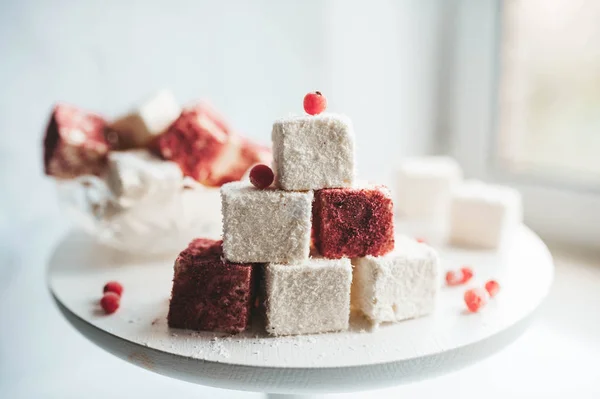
[497,0,600,186]
[448,0,600,248]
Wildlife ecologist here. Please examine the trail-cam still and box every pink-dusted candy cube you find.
[313,185,395,259]
[167,238,259,333]
[43,103,109,179]
[155,102,271,187]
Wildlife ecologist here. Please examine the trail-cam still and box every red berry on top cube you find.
[303,91,327,115]
[249,164,274,189]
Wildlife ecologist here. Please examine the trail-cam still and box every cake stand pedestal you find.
[47,224,553,397]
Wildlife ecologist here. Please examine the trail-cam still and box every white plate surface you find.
[48,223,553,393]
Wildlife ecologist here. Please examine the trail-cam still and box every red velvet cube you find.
[43,104,109,179]
[155,103,270,187]
[313,186,395,258]
[167,238,258,333]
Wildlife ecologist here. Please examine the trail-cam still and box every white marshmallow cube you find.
[265,258,352,336]
[109,89,181,148]
[449,181,523,249]
[221,182,313,263]
[106,150,183,207]
[272,113,355,190]
[393,156,463,219]
[351,236,440,326]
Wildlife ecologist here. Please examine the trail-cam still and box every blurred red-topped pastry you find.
[154,102,271,187]
[43,103,109,179]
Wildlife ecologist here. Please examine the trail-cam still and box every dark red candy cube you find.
[167,238,258,334]
[43,103,109,179]
[312,186,395,259]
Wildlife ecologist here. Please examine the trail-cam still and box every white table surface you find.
[2,215,600,398]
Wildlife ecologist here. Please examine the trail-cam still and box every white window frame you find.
[445,0,600,249]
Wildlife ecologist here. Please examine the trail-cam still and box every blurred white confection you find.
[449,180,523,249]
[393,156,463,220]
[57,174,222,255]
[106,150,183,207]
[109,89,181,148]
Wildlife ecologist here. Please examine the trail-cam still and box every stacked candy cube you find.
[167,93,441,335]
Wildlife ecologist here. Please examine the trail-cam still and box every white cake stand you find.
[48,223,553,398]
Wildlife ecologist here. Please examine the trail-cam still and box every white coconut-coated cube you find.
[265,258,352,336]
[351,236,440,326]
[272,113,355,190]
[449,181,523,249]
[393,156,463,220]
[221,182,313,263]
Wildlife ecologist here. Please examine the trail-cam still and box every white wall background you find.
[0,0,446,228]
[326,0,446,179]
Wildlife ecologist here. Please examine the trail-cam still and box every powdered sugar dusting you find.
[208,337,231,359]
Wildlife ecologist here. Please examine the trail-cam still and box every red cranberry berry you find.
[485,280,500,297]
[464,288,488,313]
[103,281,123,296]
[445,270,462,286]
[100,292,120,314]
[249,164,274,189]
[445,266,474,286]
[303,91,327,115]
[460,267,474,284]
